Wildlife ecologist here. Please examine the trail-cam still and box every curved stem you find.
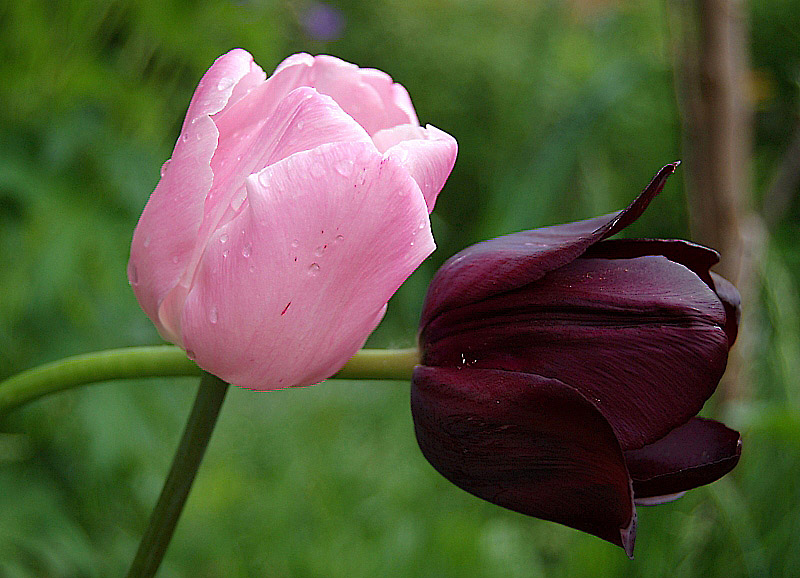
[0,346,419,415]
[127,371,228,578]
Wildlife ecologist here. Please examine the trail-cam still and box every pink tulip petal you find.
[420,163,679,329]
[412,366,636,556]
[156,87,374,339]
[270,54,418,136]
[421,256,729,450]
[179,142,434,388]
[625,417,742,499]
[128,50,259,334]
[374,124,458,213]
[358,68,419,126]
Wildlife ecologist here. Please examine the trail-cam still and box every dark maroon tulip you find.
[412,163,742,557]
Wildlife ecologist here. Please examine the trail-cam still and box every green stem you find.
[126,371,228,578]
[0,346,419,415]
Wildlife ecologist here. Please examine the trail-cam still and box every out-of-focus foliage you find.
[0,0,798,576]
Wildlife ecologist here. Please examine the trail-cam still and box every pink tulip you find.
[127,49,457,389]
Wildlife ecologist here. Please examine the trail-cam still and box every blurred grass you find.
[1,0,799,576]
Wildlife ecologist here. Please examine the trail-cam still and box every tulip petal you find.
[374,124,458,213]
[179,141,434,388]
[421,256,729,449]
[710,271,741,346]
[412,366,636,555]
[156,87,374,339]
[625,417,742,499]
[420,163,679,329]
[128,50,260,333]
[271,54,416,136]
[583,239,741,347]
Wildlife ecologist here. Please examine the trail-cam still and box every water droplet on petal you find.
[308,263,320,276]
[143,236,151,248]
[291,239,299,248]
[410,241,415,246]
[191,118,198,125]
[130,265,138,285]
[160,159,171,177]
[258,169,272,187]
[249,265,256,273]
[296,120,304,130]
[186,350,196,360]
[335,234,344,243]
[217,77,235,91]
[172,255,180,264]
[209,307,218,324]
[220,233,229,244]
[314,245,326,257]
[418,222,425,230]
[334,159,354,177]
[242,243,252,258]
[222,249,229,258]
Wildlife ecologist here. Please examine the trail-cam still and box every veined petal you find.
[374,124,457,213]
[421,256,729,449]
[156,87,373,339]
[625,417,742,499]
[412,366,636,556]
[420,163,679,330]
[179,142,434,388]
[128,50,259,332]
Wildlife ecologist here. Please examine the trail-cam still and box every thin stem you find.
[0,346,419,415]
[126,371,229,578]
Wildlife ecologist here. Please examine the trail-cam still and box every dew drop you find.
[191,118,198,125]
[308,263,320,276]
[242,243,252,258]
[296,120,304,130]
[334,159,354,177]
[160,159,171,177]
[217,77,235,91]
[335,234,344,243]
[130,265,138,285]
[186,350,196,360]
[172,255,179,264]
[182,134,189,142]
[314,245,325,257]
[410,241,415,246]
[220,233,229,244]
[209,307,218,324]
[143,236,151,248]
[248,265,256,273]
[418,222,425,230]
[291,239,299,248]
[222,249,229,258]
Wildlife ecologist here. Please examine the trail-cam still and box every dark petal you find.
[420,163,679,330]
[709,272,741,347]
[421,256,729,450]
[625,417,742,500]
[585,239,740,347]
[583,238,719,287]
[411,366,636,555]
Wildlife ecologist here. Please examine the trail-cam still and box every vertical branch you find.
[670,0,762,402]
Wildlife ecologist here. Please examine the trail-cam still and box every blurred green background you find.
[1,0,799,576]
